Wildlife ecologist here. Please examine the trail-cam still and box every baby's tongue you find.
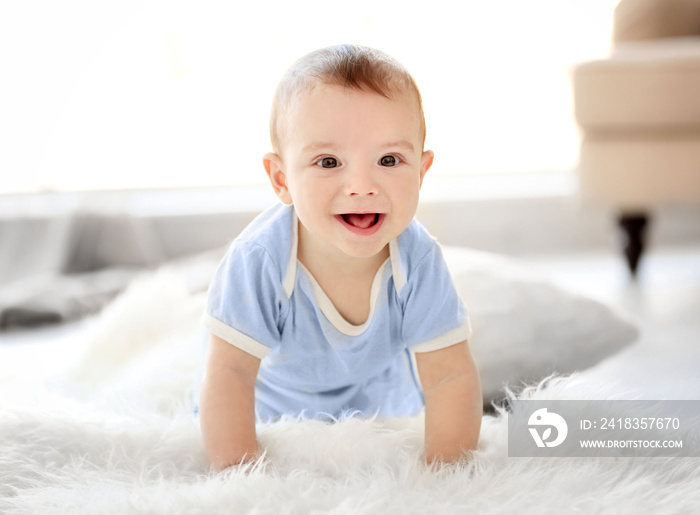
[344,213,376,229]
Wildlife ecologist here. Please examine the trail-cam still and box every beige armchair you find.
[572,0,700,275]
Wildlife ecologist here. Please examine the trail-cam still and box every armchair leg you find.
[617,213,648,277]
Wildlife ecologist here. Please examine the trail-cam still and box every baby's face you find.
[271,83,433,261]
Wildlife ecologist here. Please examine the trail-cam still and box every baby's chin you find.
[335,240,391,261]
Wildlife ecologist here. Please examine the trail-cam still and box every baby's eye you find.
[379,155,401,167]
[316,157,340,169]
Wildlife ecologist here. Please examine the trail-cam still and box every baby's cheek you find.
[396,186,419,213]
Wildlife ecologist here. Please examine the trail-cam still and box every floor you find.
[522,243,700,400]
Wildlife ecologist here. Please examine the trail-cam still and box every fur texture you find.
[2,377,699,514]
[1,271,697,514]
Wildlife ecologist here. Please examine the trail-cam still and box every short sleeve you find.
[401,244,472,353]
[202,242,287,359]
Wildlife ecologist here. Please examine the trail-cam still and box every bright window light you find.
[0,0,617,193]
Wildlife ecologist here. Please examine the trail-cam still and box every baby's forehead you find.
[286,81,422,124]
[273,78,426,154]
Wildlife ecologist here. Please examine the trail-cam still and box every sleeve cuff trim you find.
[410,321,473,353]
[202,314,271,359]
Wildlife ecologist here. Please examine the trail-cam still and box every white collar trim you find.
[389,238,405,292]
[282,207,406,300]
[298,259,389,336]
[282,208,298,298]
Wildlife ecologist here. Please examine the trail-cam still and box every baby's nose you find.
[345,166,378,196]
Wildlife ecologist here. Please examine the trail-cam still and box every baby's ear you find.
[419,150,434,188]
[263,153,292,204]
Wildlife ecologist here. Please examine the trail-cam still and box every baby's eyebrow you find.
[301,140,416,154]
[302,142,338,153]
[381,140,416,153]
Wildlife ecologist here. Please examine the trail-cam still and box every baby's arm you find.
[415,340,482,464]
[199,334,261,471]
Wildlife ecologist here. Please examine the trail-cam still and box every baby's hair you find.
[269,44,426,156]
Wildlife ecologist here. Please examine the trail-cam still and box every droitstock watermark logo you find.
[508,400,700,457]
[528,408,568,448]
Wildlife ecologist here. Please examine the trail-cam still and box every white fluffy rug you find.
[1,272,699,514]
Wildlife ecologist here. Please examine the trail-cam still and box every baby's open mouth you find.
[341,213,380,229]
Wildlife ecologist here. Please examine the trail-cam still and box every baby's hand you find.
[212,450,268,476]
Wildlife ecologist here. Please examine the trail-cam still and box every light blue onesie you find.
[202,203,471,421]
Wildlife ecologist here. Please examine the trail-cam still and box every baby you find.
[199,44,482,470]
